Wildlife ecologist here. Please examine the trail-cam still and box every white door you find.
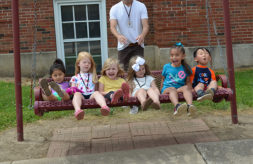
[54,0,108,74]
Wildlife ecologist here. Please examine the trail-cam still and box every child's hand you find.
[66,87,83,95]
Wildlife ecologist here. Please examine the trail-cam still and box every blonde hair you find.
[126,56,151,90]
[75,51,98,83]
[101,58,124,77]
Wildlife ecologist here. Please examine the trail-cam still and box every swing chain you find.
[29,0,38,110]
[206,0,230,88]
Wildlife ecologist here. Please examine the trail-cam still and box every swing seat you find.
[34,70,232,116]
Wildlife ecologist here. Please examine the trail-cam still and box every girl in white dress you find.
[127,56,160,113]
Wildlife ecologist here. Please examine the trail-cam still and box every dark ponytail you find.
[49,58,66,76]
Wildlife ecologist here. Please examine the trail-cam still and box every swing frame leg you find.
[223,0,238,124]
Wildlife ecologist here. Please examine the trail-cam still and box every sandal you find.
[111,89,123,104]
[101,106,110,116]
[141,98,153,111]
[151,102,161,110]
[74,110,84,120]
[121,82,130,101]
[39,79,51,96]
[49,81,64,98]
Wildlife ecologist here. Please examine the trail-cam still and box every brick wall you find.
[0,0,56,53]
[0,0,253,53]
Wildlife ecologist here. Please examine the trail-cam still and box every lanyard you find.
[79,73,89,89]
[135,76,146,88]
[123,2,132,26]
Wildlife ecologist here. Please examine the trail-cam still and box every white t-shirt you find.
[70,73,95,96]
[110,0,148,50]
[132,75,154,96]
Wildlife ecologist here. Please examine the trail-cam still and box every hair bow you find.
[175,42,184,47]
[132,57,145,72]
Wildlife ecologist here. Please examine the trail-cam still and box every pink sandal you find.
[121,82,130,101]
[111,89,123,104]
[74,110,84,120]
[101,106,110,116]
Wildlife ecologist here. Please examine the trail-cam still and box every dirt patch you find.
[0,109,253,162]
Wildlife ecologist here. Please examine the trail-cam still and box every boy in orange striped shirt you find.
[190,48,217,101]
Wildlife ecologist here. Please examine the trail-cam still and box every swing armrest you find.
[216,74,228,88]
[34,86,43,101]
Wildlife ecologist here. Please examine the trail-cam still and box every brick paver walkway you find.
[47,119,219,157]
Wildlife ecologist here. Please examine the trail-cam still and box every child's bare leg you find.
[163,87,178,106]
[135,88,147,106]
[72,92,85,120]
[91,91,107,107]
[163,87,187,115]
[194,83,205,93]
[208,80,217,90]
[91,91,110,116]
[147,87,160,105]
[62,91,70,101]
[207,80,217,92]
[178,85,193,105]
[42,94,57,101]
[72,92,84,112]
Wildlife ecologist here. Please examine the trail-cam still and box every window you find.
[54,0,108,75]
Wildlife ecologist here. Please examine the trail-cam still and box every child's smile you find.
[105,64,118,80]
[170,48,185,67]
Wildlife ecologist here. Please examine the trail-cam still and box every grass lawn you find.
[0,69,253,132]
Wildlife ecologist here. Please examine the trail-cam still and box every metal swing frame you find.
[12,0,238,142]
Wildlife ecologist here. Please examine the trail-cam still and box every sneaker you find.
[39,79,51,96]
[121,82,130,101]
[130,106,139,114]
[49,81,64,98]
[101,106,110,116]
[197,93,213,102]
[187,104,197,116]
[141,98,153,111]
[173,103,187,116]
[74,110,84,120]
[111,89,123,104]
[206,88,215,97]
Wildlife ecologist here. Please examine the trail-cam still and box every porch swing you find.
[32,0,233,116]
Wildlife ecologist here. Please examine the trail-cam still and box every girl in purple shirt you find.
[39,59,70,101]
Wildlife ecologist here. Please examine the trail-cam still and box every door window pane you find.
[88,5,99,20]
[93,56,102,72]
[64,42,76,57]
[62,23,74,39]
[75,5,86,21]
[77,41,89,54]
[65,57,76,75]
[76,22,87,38]
[90,41,101,55]
[61,6,73,21]
[89,22,100,38]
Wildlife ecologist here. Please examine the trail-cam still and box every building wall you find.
[0,0,253,77]
[1,0,253,53]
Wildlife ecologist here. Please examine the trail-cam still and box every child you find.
[98,58,130,104]
[39,59,70,101]
[161,43,196,116]
[190,48,217,101]
[127,56,160,113]
[70,51,110,120]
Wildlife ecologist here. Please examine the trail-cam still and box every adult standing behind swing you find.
[110,0,149,71]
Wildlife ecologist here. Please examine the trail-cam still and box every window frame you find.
[53,0,108,71]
